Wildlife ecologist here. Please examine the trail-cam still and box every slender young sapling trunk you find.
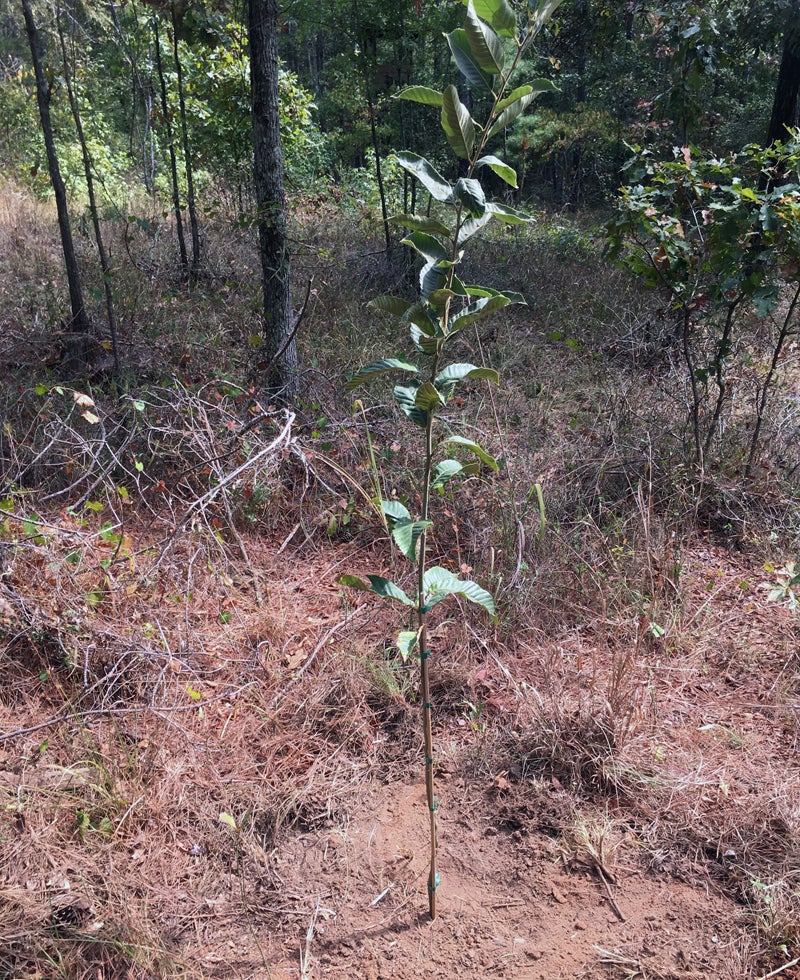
[342,0,564,920]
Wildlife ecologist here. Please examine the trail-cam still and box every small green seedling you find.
[341,0,564,920]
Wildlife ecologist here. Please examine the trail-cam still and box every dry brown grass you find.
[1,181,800,976]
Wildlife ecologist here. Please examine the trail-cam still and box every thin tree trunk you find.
[21,0,90,375]
[366,90,392,255]
[56,2,121,380]
[171,4,201,281]
[747,282,800,475]
[680,305,703,472]
[153,14,188,272]
[703,299,739,459]
[249,0,299,399]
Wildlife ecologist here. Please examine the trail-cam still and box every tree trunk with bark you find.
[153,14,188,273]
[248,0,298,399]
[21,0,91,375]
[766,15,800,146]
[57,3,121,381]
[171,4,201,282]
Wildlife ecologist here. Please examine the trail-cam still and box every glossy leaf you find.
[470,0,517,37]
[529,0,566,39]
[435,363,500,386]
[431,459,464,490]
[394,385,430,427]
[476,154,518,188]
[404,302,439,335]
[440,435,499,471]
[486,201,532,224]
[382,499,411,524]
[339,574,416,607]
[464,284,526,304]
[488,91,535,138]
[448,295,510,332]
[455,177,487,217]
[391,518,433,561]
[423,566,496,617]
[415,381,444,412]
[390,213,452,237]
[457,212,494,246]
[396,85,443,107]
[441,85,476,159]
[420,260,449,299]
[495,84,533,112]
[369,295,413,317]
[447,29,492,92]
[410,324,441,354]
[401,231,449,262]
[464,1,505,75]
[345,358,419,391]
[393,151,454,203]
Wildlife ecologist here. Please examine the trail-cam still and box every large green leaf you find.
[393,152,454,203]
[469,0,517,38]
[410,324,442,354]
[441,85,476,159]
[394,384,430,427]
[496,80,557,111]
[488,91,535,138]
[339,574,416,607]
[486,201,532,224]
[475,155,518,188]
[457,212,494,246]
[435,363,500,386]
[414,381,444,412]
[494,84,533,112]
[420,260,449,299]
[448,294,510,332]
[455,177,487,217]
[401,231,449,262]
[463,284,526,304]
[390,213,452,237]
[382,499,411,523]
[345,358,419,391]
[431,459,464,490]
[446,29,492,92]
[423,566,496,618]
[440,435,499,471]
[368,295,413,317]
[464,1,505,74]
[529,0,566,39]
[395,85,443,107]
[404,302,439,334]
[391,518,432,561]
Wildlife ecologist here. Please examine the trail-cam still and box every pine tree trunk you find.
[249,0,298,399]
[21,0,90,375]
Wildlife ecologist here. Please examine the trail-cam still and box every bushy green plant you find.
[607,138,800,473]
[341,0,564,920]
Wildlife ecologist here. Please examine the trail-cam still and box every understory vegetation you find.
[1,177,799,977]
